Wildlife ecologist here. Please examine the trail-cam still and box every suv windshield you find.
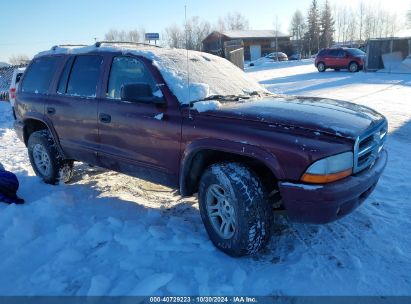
[132,49,264,104]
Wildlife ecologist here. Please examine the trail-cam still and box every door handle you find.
[99,113,111,123]
[47,107,56,115]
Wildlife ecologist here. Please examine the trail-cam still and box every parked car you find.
[9,67,25,118]
[15,43,387,256]
[289,53,302,60]
[249,52,288,66]
[315,48,365,72]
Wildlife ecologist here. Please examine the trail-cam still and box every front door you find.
[97,55,182,187]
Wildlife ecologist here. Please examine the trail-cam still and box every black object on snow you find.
[0,164,24,204]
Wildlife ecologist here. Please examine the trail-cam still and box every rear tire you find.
[317,62,326,72]
[198,162,272,257]
[28,130,73,184]
[349,62,359,72]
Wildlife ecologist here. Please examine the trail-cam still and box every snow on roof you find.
[35,44,264,104]
[222,30,289,39]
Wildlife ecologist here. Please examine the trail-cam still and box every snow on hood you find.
[35,45,264,104]
[192,100,221,113]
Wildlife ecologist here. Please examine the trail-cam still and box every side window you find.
[21,57,58,94]
[329,50,339,57]
[338,50,347,57]
[66,55,103,98]
[57,56,75,94]
[107,56,156,100]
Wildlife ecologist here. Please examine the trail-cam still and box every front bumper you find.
[278,149,387,224]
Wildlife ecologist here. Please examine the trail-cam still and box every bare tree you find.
[289,10,306,54]
[358,1,366,41]
[184,16,211,50]
[223,12,250,31]
[164,17,211,50]
[104,28,145,42]
[9,55,30,65]
[164,24,184,48]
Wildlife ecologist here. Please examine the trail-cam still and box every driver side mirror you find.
[121,83,165,105]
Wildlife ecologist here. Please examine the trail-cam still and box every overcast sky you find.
[0,0,409,62]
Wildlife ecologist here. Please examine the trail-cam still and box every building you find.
[202,30,292,61]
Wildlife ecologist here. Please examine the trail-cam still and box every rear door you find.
[46,54,104,164]
[327,49,340,67]
[97,55,182,187]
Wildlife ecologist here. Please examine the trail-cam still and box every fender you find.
[22,111,67,159]
[179,138,285,196]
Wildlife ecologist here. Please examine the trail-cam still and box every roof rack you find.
[94,41,161,48]
[50,44,88,51]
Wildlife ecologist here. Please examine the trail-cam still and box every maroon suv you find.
[315,48,365,72]
[14,42,387,256]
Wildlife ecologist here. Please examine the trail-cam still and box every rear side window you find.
[21,57,58,94]
[329,50,340,56]
[107,56,155,100]
[66,55,103,98]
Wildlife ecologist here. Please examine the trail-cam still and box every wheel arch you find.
[179,139,285,197]
[22,114,67,159]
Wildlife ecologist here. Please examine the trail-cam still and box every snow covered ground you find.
[0,60,410,296]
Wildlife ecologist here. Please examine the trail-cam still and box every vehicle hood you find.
[205,96,385,139]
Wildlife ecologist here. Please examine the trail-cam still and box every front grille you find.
[353,120,388,174]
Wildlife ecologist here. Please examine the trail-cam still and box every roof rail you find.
[94,41,161,48]
[50,44,88,51]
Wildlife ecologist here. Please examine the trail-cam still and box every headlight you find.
[301,152,353,183]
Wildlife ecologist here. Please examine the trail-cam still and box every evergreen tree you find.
[320,0,335,48]
[306,0,321,54]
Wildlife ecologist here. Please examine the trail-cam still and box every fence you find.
[224,40,244,70]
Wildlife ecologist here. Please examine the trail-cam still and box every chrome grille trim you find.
[353,120,388,174]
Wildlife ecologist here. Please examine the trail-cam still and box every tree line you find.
[104,12,250,51]
[290,0,406,56]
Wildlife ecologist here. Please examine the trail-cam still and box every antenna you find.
[185,5,192,119]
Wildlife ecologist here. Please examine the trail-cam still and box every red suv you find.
[315,48,365,72]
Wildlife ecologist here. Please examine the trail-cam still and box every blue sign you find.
[145,33,160,40]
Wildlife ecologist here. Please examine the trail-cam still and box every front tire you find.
[317,62,326,72]
[198,162,271,256]
[349,62,359,72]
[28,130,73,184]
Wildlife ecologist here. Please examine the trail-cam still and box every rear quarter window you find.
[21,57,59,94]
[66,55,103,98]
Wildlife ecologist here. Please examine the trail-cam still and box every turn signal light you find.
[301,168,352,184]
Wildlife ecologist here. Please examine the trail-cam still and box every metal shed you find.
[365,37,411,71]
